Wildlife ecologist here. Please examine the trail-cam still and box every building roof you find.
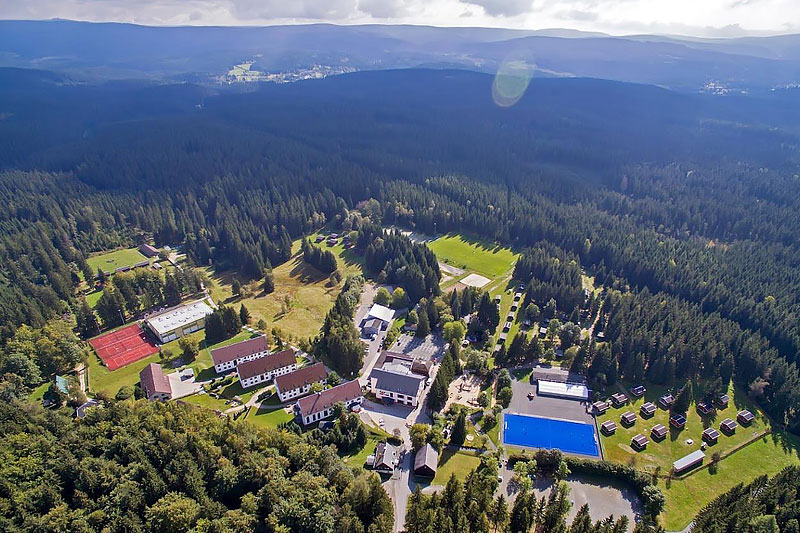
[374,442,398,470]
[55,375,69,394]
[414,443,439,474]
[211,335,269,366]
[601,420,617,431]
[703,428,720,440]
[721,417,737,430]
[140,363,171,395]
[611,392,628,403]
[139,243,160,257]
[738,409,755,422]
[632,434,648,447]
[370,368,425,397]
[537,380,589,400]
[652,424,667,437]
[75,399,101,419]
[641,402,656,414]
[367,304,395,323]
[621,411,637,422]
[276,363,327,392]
[237,349,296,379]
[145,300,214,336]
[363,318,383,330]
[673,450,705,472]
[297,380,362,418]
[659,394,674,405]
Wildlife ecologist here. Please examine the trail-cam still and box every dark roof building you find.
[720,418,738,434]
[369,368,425,407]
[74,399,101,419]
[237,348,297,386]
[658,394,674,409]
[670,413,687,428]
[697,401,714,415]
[621,411,637,426]
[611,392,629,407]
[738,410,755,425]
[702,427,720,444]
[414,443,438,478]
[631,434,648,450]
[630,385,646,397]
[600,420,617,435]
[138,243,160,257]
[651,424,668,440]
[716,394,730,408]
[640,402,657,417]
[373,442,399,473]
[592,400,610,415]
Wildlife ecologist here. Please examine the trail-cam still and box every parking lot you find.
[390,333,447,363]
[507,376,594,424]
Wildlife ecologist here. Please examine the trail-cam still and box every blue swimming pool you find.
[503,413,599,457]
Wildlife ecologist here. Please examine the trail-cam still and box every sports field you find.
[428,234,518,279]
[503,413,599,456]
[86,248,148,273]
[89,323,159,371]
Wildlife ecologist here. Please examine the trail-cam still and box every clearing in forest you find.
[86,247,149,273]
[427,234,518,290]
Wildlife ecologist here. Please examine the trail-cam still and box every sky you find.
[1,0,799,37]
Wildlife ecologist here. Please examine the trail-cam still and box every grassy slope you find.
[428,234,518,280]
[204,233,364,342]
[86,248,148,273]
[595,381,800,530]
[244,405,294,429]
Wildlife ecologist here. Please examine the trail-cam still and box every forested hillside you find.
[2,67,800,431]
[0,400,393,532]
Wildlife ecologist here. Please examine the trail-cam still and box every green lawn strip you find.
[659,433,800,530]
[86,248,149,273]
[433,448,483,484]
[485,420,500,447]
[341,437,379,469]
[27,382,50,404]
[85,290,103,309]
[244,405,294,429]
[427,234,518,279]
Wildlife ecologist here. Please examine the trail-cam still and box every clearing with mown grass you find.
[595,381,800,530]
[428,234,518,280]
[432,448,483,484]
[203,234,365,342]
[86,248,148,273]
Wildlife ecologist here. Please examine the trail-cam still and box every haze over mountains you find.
[3,19,800,91]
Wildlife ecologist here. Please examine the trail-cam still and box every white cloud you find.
[0,0,798,36]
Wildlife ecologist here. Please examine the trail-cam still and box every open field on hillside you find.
[87,247,148,273]
[595,381,800,530]
[428,234,518,280]
[203,233,365,342]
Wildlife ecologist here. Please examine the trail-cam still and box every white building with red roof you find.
[139,363,172,401]
[275,362,328,402]
[211,335,269,373]
[236,348,297,389]
[296,380,363,426]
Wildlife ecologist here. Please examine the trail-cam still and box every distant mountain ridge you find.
[2,19,800,91]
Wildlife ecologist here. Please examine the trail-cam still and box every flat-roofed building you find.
[296,380,364,426]
[673,450,705,474]
[144,300,214,343]
[237,349,297,389]
[275,362,328,402]
[537,380,589,401]
[140,363,172,401]
[651,424,667,440]
[211,336,269,373]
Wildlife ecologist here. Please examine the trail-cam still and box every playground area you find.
[447,373,484,409]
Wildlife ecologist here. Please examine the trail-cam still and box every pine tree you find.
[674,381,693,413]
[451,410,467,446]
[262,270,275,294]
[76,298,100,338]
[239,304,251,324]
[231,278,241,296]
[416,307,431,337]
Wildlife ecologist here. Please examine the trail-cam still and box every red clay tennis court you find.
[89,323,159,371]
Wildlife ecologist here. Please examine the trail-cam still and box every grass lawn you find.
[86,248,148,273]
[89,349,162,396]
[203,234,365,342]
[433,448,483,484]
[27,382,50,404]
[595,381,800,530]
[428,234,518,279]
[485,420,500,447]
[659,432,800,529]
[342,438,379,469]
[245,405,294,429]
[85,289,103,309]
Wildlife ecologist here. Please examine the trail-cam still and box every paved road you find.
[382,449,415,532]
